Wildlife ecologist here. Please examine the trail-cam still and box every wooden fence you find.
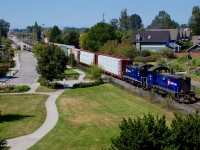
[174,53,200,58]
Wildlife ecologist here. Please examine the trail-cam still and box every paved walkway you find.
[4,55,87,149]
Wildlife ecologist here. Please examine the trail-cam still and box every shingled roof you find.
[132,31,170,43]
[147,29,179,41]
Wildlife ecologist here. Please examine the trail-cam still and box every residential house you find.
[147,29,181,52]
[132,31,171,52]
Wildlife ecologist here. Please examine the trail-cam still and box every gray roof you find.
[192,36,200,45]
[187,44,200,52]
[132,31,170,43]
[147,66,170,72]
[147,29,179,41]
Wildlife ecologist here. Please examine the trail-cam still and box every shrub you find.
[73,80,104,88]
[136,50,151,57]
[0,85,30,93]
[38,77,64,89]
[47,82,64,89]
[134,55,161,62]
[88,65,103,80]
[38,77,48,86]
[192,57,200,67]
[14,85,30,92]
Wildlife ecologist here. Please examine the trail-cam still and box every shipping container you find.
[79,50,96,65]
[97,54,132,78]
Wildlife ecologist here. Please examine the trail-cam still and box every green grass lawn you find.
[195,87,200,98]
[30,84,174,150]
[0,94,48,139]
[35,86,57,92]
[60,69,80,80]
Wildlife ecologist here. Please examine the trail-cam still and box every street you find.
[7,52,38,85]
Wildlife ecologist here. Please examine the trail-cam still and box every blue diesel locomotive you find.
[123,64,196,102]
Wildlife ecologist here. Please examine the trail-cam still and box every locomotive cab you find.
[123,63,153,87]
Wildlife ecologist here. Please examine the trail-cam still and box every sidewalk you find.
[7,67,87,150]
[0,53,22,85]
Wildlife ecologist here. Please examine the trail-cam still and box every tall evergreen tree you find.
[49,26,62,43]
[147,10,179,29]
[188,6,200,35]
[32,22,41,41]
[130,14,143,30]
[0,19,10,38]
[119,9,130,31]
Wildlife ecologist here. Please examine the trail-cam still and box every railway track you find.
[105,75,200,114]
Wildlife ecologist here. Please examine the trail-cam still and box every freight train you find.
[53,43,196,103]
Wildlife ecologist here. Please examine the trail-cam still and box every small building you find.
[132,31,171,52]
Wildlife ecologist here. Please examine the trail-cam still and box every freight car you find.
[77,50,132,78]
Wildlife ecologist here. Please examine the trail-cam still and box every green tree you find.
[188,6,200,35]
[108,112,200,150]
[147,10,179,29]
[100,40,118,55]
[63,30,80,48]
[170,112,200,149]
[119,9,130,31]
[121,30,132,42]
[110,18,119,29]
[79,32,88,49]
[0,137,9,150]
[68,53,76,68]
[32,22,41,41]
[44,28,51,39]
[36,45,67,81]
[84,22,116,52]
[130,14,143,30]
[109,114,170,150]
[49,26,62,43]
[88,65,103,80]
[0,19,10,38]
[115,41,136,58]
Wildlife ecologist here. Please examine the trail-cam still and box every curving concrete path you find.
[7,90,64,150]
[6,66,87,150]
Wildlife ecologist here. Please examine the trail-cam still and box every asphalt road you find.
[7,52,38,85]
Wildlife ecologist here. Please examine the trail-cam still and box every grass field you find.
[35,86,57,92]
[61,69,80,80]
[0,94,48,139]
[30,84,174,150]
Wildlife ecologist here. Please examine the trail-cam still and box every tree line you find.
[108,112,200,150]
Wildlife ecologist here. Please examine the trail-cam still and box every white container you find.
[80,51,95,65]
[98,55,121,76]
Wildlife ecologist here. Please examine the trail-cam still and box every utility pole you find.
[102,13,105,23]
[41,24,45,42]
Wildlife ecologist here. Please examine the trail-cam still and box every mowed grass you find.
[0,94,48,139]
[30,84,174,150]
[61,69,80,80]
[35,85,57,92]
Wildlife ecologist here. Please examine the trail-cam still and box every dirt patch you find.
[90,101,102,109]
[72,113,118,127]
[60,98,82,106]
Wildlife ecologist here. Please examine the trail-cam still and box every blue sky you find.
[0,0,199,29]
